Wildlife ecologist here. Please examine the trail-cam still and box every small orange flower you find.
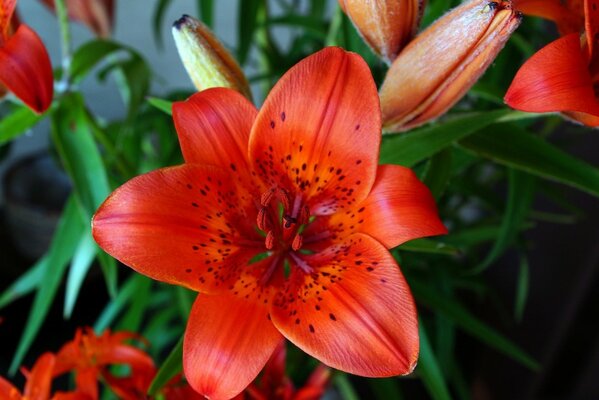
[505,0,599,126]
[0,353,56,400]
[92,47,446,399]
[0,0,54,113]
[379,0,521,132]
[339,0,426,63]
[40,0,114,38]
[53,328,155,400]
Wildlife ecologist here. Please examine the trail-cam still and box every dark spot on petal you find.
[270,120,275,129]
[309,324,315,333]
[329,313,336,321]
[281,112,286,121]
[230,163,237,171]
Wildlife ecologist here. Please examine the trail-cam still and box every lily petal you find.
[505,33,599,117]
[92,164,262,294]
[249,47,381,215]
[184,291,282,400]
[0,0,16,41]
[0,375,21,400]
[304,164,447,249]
[271,233,419,377]
[0,24,53,113]
[515,0,583,34]
[173,88,257,170]
[23,352,56,400]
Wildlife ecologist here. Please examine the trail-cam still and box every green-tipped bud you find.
[172,14,251,99]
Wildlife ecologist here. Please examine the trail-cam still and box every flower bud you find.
[172,14,251,99]
[379,0,522,133]
[339,0,426,63]
[41,0,114,38]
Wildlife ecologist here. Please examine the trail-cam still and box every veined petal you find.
[304,165,447,249]
[271,234,419,377]
[0,25,54,113]
[505,34,599,117]
[184,290,282,400]
[515,0,583,34]
[92,164,263,294]
[564,110,599,126]
[249,47,381,215]
[173,88,257,170]
[0,0,16,41]
[23,352,56,400]
[0,375,21,400]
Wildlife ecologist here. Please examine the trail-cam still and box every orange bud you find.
[379,0,522,133]
[339,0,426,63]
[172,14,252,99]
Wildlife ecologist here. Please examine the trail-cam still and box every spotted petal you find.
[271,233,418,377]
[92,164,263,294]
[184,289,282,400]
[505,34,599,117]
[249,47,381,215]
[0,25,54,113]
[304,164,447,249]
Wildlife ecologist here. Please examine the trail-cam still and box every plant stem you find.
[54,0,72,92]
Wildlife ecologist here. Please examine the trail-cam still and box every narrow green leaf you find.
[411,280,539,370]
[472,168,535,273]
[443,223,534,247]
[198,0,215,27]
[148,337,184,396]
[10,196,85,374]
[514,255,530,322]
[370,378,403,399]
[418,323,452,400]
[116,276,152,332]
[0,105,44,145]
[0,257,46,309]
[399,238,460,256]
[152,0,174,48]
[147,97,173,115]
[237,0,261,64]
[94,275,139,332]
[380,110,514,167]
[459,123,599,197]
[266,15,327,39]
[70,40,124,82]
[64,234,97,318]
[423,149,453,199]
[334,373,360,400]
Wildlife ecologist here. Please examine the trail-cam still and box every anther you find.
[257,207,272,231]
[265,231,275,250]
[261,188,276,206]
[283,215,297,229]
[291,234,303,251]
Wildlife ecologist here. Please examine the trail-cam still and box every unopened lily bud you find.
[339,0,426,63]
[379,0,522,133]
[172,14,251,99]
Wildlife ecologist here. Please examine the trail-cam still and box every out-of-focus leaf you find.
[399,238,460,256]
[0,257,46,309]
[334,373,360,400]
[108,56,151,121]
[472,168,535,273]
[423,149,452,199]
[411,280,539,370]
[175,287,194,321]
[70,40,124,82]
[64,233,97,318]
[116,276,152,332]
[380,110,535,167]
[147,337,184,396]
[198,0,214,27]
[443,223,534,247]
[418,323,452,400]
[95,275,139,332]
[147,97,173,115]
[0,105,44,145]
[459,123,599,197]
[515,255,530,322]
[10,196,85,374]
[422,0,450,27]
[152,0,174,48]
[370,378,403,399]
[238,0,261,64]
[266,15,327,39]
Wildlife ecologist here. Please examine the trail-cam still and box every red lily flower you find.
[0,0,53,113]
[0,353,56,400]
[237,341,330,400]
[53,328,155,400]
[513,0,583,34]
[92,47,447,399]
[40,0,114,38]
[505,0,599,126]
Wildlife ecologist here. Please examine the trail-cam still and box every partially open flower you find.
[40,0,114,38]
[379,0,522,133]
[172,14,251,99]
[339,0,426,63]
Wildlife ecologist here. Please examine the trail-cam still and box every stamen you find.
[265,231,275,250]
[279,188,291,211]
[260,254,282,285]
[289,252,313,274]
[257,207,272,231]
[261,188,276,206]
[291,234,303,251]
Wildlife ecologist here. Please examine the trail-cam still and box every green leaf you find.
[147,97,173,115]
[152,0,174,48]
[514,255,530,322]
[148,337,184,396]
[399,238,460,256]
[418,323,452,400]
[423,149,453,199]
[380,110,516,167]
[10,196,85,374]
[198,0,215,27]
[94,275,139,332]
[459,123,599,197]
[70,40,124,82]
[237,0,261,64]
[411,280,539,370]
[0,257,46,309]
[116,276,152,332]
[472,168,535,273]
[0,105,44,145]
[334,373,360,400]
[64,233,97,318]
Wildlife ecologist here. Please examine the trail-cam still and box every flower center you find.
[256,188,310,254]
